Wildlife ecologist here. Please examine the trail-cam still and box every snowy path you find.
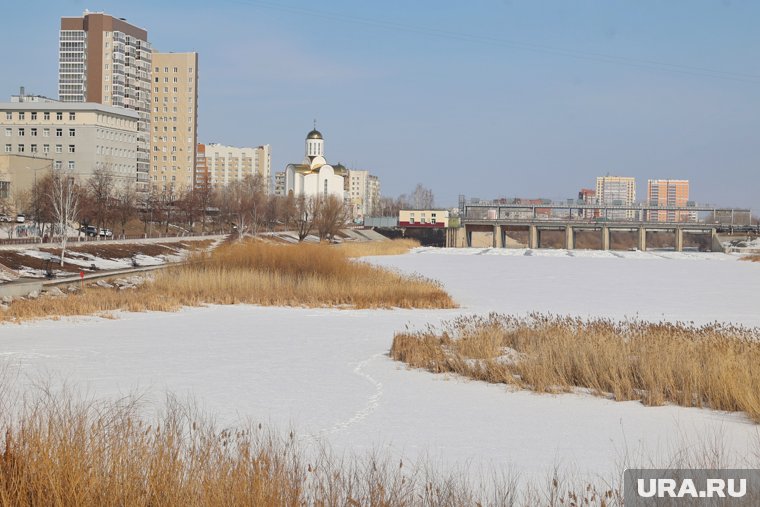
[1,248,759,481]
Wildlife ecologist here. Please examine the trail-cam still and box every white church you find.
[284,128,347,199]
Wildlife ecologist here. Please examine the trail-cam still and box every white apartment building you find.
[0,102,139,182]
[347,169,380,219]
[202,143,271,191]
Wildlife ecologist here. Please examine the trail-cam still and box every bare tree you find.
[48,169,80,266]
[314,195,347,241]
[220,174,266,240]
[114,183,137,238]
[87,168,115,239]
[291,195,317,242]
[411,183,434,209]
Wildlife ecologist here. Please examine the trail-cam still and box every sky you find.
[2,0,759,209]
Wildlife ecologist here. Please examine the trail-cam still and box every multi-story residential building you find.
[274,171,286,196]
[595,176,636,220]
[578,188,600,219]
[647,179,695,222]
[150,52,198,195]
[347,169,380,220]
[194,143,210,191]
[200,143,271,190]
[0,102,139,182]
[59,11,152,192]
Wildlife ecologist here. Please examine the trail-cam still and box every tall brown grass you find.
[741,254,760,262]
[0,382,626,507]
[390,314,760,422]
[338,238,420,257]
[0,241,454,323]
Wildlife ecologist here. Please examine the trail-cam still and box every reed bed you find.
[390,313,760,422]
[0,240,453,323]
[0,383,624,507]
[338,238,420,257]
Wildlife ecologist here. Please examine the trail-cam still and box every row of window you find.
[4,111,75,121]
[152,136,194,143]
[153,106,194,114]
[154,66,194,73]
[155,86,195,94]
[4,143,75,154]
[5,127,76,137]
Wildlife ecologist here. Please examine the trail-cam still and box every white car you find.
[15,214,25,223]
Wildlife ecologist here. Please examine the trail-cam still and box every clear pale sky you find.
[3,0,759,209]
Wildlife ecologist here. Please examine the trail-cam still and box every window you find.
[43,112,50,120]
[54,161,62,170]
[69,112,76,121]
[56,128,62,137]
[43,144,49,154]
[18,112,25,120]
[4,144,10,153]
[55,144,62,153]
[68,161,75,170]
[164,67,168,72]
[4,128,9,137]
[30,128,37,137]
[69,128,75,137]
[68,145,75,153]
[30,144,37,153]
[31,112,37,120]
[43,128,49,137]
[17,144,24,153]
[56,112,63,120]
[4,112,10,120]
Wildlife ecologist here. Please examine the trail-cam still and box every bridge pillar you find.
[637,227,647,251]
[675,228,684,252]
[565,226,574,250]
[493,225,503,248]
[465,225,472,248]
[710,228,725,253]
[601,226,610,250]
[529,225,538,249]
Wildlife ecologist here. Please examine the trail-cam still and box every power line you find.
[227,0,760,84]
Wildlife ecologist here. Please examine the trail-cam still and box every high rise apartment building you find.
[647,179,694,222]
[59,11,152,191]
[347,170,380,219]
[150,52,198,195]
[273,171,286,196]
[595,176,636,220]
[200,143,271,190]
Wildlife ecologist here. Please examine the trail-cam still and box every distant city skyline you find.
[2,1,759,210]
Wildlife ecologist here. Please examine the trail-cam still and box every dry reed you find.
[0,383,625,507]
[741,254,760,262]
[390,313,760,422]
[338,238,420,257]
[0,240,453,323]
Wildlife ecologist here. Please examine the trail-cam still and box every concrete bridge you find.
[451,219,724,252]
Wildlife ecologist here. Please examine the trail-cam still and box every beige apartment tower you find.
[59,11,152,192]
[201,143,271,191]
[595,176,637,220]
[150,52,199,195]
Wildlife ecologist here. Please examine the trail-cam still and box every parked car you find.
[79,225,98,237]
[0,214,11,222]
[15,214,25,223]
[99,228,113,238]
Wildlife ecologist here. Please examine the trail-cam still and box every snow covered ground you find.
[1,247,759,484]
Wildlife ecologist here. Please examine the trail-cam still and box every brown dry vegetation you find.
[741,254,760,262]
[390,314,760,422]
[0,385,623,506]
[338,238,420,257]
[0,240,454,323]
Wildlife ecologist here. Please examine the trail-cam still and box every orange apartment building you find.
[647,179,695,222]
